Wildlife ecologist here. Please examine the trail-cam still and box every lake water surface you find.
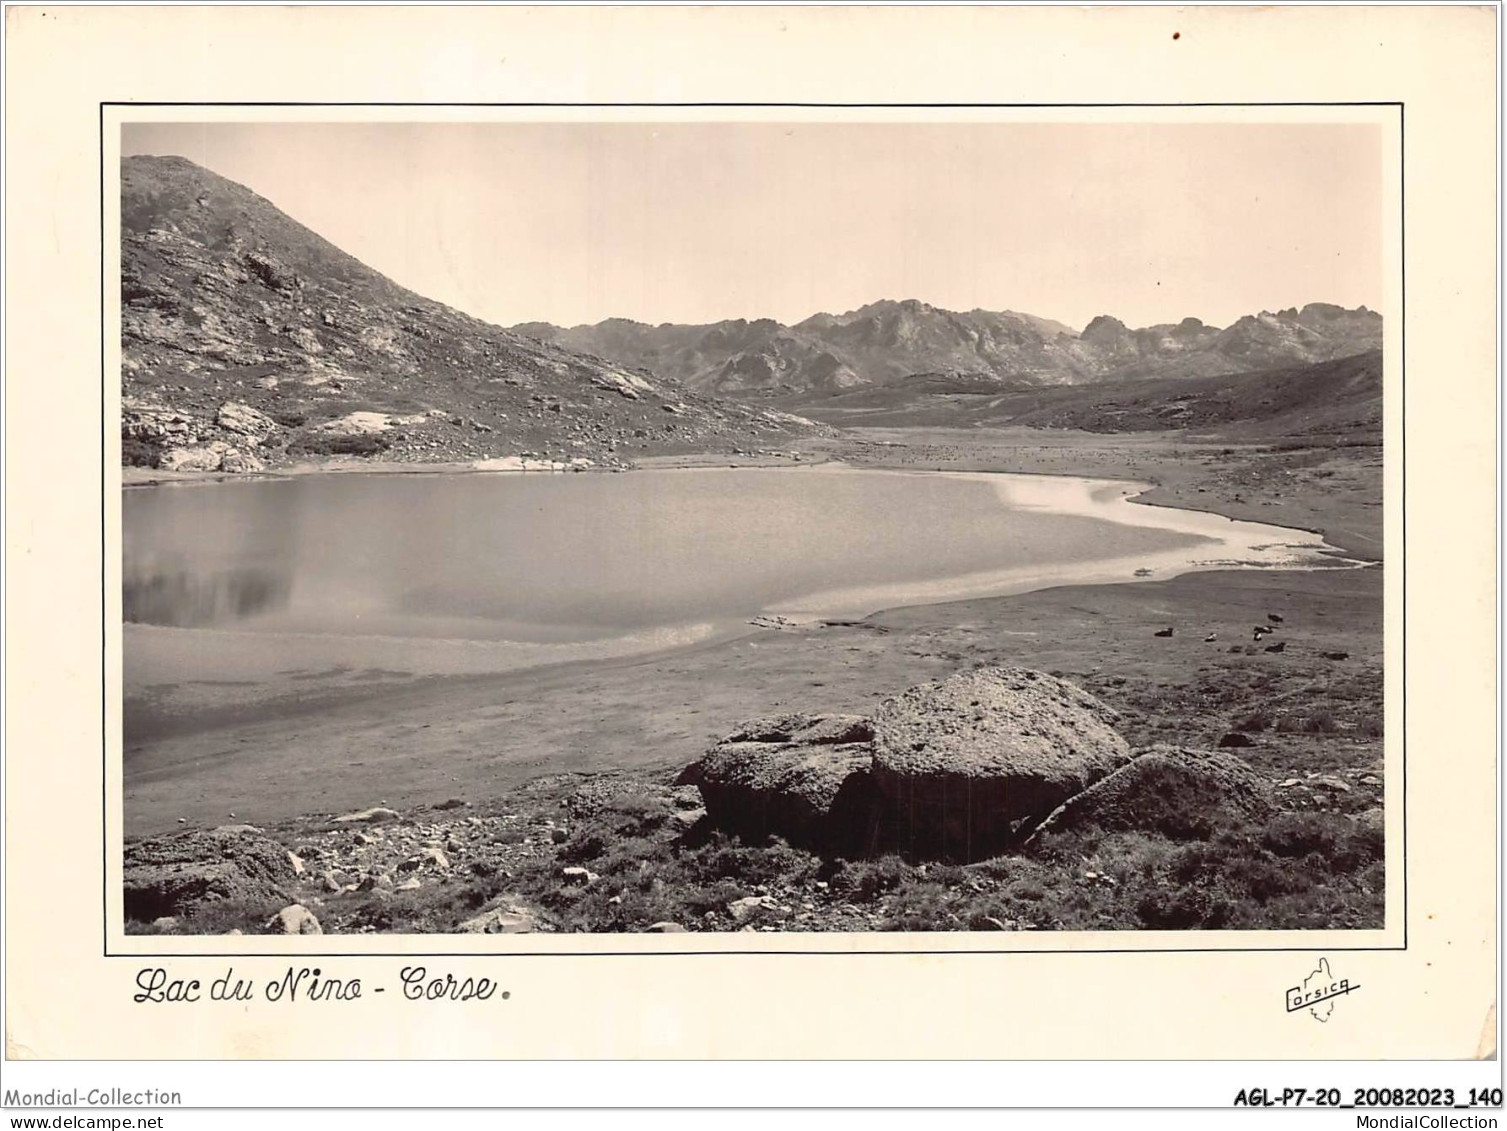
[122,465,1345,689]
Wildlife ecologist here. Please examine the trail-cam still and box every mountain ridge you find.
[514,298,1380,398]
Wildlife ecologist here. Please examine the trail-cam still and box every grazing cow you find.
[1252,626,1272,642]
[1204,633,1218,642]
[1154,627,1174,638]
[1264,641,1286,653]
[1267,613,1284,624]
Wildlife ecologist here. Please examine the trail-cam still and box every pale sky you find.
[122,121,1383,332]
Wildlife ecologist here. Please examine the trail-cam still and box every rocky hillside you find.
[515,298,1381,398]
[793,350,1384,437]
[120,156,827,472]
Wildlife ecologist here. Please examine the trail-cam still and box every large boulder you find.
[1029,746,1276,842]
[123,825,296,923]
[871,668,1131,861]
[215,401,277,441]
[122,404,197,442]
[218,449,266,474]
[677,713,882,857]
[158,442,232,472]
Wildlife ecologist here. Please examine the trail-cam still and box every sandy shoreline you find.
[122,431,1384,837]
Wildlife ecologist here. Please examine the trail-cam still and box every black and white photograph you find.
[115,114,1393,939]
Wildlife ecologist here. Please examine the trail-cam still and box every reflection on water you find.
[123,567,292,627]
[121,468,1225,644]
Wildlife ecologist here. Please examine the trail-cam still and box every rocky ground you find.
[126,664,1383,937]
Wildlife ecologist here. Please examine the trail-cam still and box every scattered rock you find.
[871,668,1131,861]
[749,614,800,630]
[646,921,688,933]
[1030,746,1276,842]
[561,866,598,886]
[1154,627,1174,638]
[1217,732,1256,748]
[727,895,789,923]
[333,806,399,824]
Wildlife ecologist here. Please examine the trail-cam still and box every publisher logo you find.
[1285,957,1359,1021]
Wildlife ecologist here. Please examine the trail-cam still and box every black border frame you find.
[102,101,1406,960]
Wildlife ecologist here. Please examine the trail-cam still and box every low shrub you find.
[122,436,163,468]
[288,432,391,458]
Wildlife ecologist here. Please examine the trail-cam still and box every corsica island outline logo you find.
[1285,957,1359,1021]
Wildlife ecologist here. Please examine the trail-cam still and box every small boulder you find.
[677,713,881,856]
[646,921,688,933]
[124,825,295,922]
[1217,731,1256,748]
[871,668,1131,861]
[1311,776,1352,793]
[456,896,539,934]
[1030,746,1276,842]
[267,904,322,935]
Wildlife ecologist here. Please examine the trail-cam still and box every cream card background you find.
[3,5,1496,1059]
